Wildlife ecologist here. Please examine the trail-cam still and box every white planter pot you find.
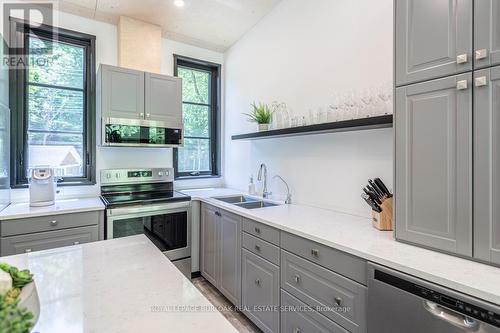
[18,281,40,326]
[258,124,269,131]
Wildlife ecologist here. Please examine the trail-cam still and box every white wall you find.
[224,0,394,217]
[9,10,224,202]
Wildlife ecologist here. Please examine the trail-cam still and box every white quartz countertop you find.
[1,235,238,333]
[0,197,105,220]
[182,188,500,306]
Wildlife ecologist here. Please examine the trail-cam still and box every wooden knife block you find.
[372,197,393,231]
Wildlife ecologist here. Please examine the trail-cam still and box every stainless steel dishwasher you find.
[367,263,500,333]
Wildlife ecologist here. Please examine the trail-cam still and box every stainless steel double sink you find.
[213,195,281,209]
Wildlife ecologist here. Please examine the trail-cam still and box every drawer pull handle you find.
[294,274,300,284]
[456,80,468,90]
[456,53,468,64]
[311,248,320,257]
[50,220,58,226]
[475,76,487,87]
[475,48,488,60]
[254,227,261,234]
[334,297,343,306]
[73,241,80,245]
[255,245,261,251]
[255,279,261,286]
[293,329,301,333]
[25,249,32,253]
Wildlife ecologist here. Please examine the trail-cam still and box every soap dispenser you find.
[248,175,256,195]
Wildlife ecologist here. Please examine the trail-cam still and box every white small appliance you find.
[29,167,57,207]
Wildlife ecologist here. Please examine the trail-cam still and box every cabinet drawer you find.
[242,218,279,245]
[281,290,349,333]
[281,232,366,285]
[242,249,280,333]
[281,250,367,333]
[242,232,280,266]
[1,211,99,237]
[1,225,98,256]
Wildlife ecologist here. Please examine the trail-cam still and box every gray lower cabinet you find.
[395,0,472,86]
[1,225,98,256]
[145,73,182,125]
[99,64,145,120]
[474,0,500,69]
[281,250,367,333]
[395,73,473,256]
[200,204,241,306]
[201,204,219,286]
[281,290,348,333]
[241,249,280,333]
[474,66,500,265]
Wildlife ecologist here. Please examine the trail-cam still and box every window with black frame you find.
[9,19,96,187]
[173,55,220,179]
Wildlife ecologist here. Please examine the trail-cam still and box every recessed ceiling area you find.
[58,0,282,52]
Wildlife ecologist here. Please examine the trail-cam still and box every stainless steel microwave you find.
[102,118,183,147]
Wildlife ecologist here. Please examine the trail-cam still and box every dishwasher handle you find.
[423,301,479,331]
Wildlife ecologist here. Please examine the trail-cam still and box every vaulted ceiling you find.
[58,0,281,52]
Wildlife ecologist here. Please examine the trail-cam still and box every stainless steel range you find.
[100,168,192,278]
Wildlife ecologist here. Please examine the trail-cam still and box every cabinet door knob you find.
[25,249,32,253]
[456,54,468,64]
[456,80,468,90]
[139,113,144,117]
[50,220,58,226]
[255,279,261,286]
[146,113,151,118]
[293,329,301,333]
[255,245,261,252]
[254,227,261,234]
[334,296,343,306]
[311,248,320,257]
[474,76,488,87]
[294,274,300,283]
[475,48,488,60]
[73,241,80,245]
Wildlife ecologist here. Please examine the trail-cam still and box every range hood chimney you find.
[118,16,162,73]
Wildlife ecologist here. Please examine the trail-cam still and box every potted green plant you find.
[244,102,273,131]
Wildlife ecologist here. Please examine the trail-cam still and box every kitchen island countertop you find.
[1,235,238,333]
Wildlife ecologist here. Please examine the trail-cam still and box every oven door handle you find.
[108,201,190,216]
[423,301,479,331]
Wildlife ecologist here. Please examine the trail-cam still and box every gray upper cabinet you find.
[218,210,242,306]
[474,0,500,69]
[99,65,145,119]
[145,73,182,126]
[395,0,472,86]
[200,204,241,306]
[200,204,219,286]
[395,73,473,256]
[473,66,500,265]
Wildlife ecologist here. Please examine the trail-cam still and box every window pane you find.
[28,85,84,132]
[183,104,209,137]
[27,132,83,177]
[178,67,210,104]
[178,138,210,173]
[28,36,84,89]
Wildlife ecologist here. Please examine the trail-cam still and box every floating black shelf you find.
[231,115,393,141]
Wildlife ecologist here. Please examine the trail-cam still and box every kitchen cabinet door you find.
[145,73,182,126]
[218,210,242,306]
[99,65,145,119]
[474,0,500,69]
[395,73,473,256]
[395,0,472,86]
[241,249,280,333]
[474,66,500,265]
[200,204,218,286]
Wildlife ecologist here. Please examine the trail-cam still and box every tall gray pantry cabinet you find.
[395,0,500,265]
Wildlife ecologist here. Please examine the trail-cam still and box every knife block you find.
[372,197,393,231]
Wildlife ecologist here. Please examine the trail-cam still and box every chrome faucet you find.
[257,163,271,198]
[273,175,292,204]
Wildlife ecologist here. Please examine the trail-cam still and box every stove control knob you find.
[115,173,121,179]
[106,173,111,179]
[158,171,163,176]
